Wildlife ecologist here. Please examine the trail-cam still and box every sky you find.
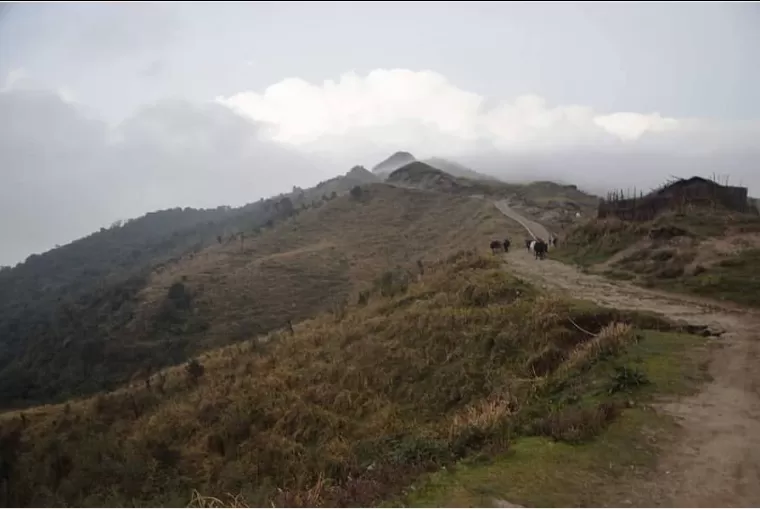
[1,1,759,266]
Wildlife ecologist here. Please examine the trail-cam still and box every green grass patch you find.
[552,218,647,268]
[650,249,760,307]
[556,209,760,269]
[394,329,710,508]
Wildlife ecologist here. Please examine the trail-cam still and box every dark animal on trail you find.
[490,240,503,254]
[503,238,511,253]
[533,240,548,260]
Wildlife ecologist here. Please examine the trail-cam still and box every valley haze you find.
[1,1,759,265]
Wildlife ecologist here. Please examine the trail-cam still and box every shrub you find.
[608,365,650,394]
[185,358,205,385]
[530,402,620,444]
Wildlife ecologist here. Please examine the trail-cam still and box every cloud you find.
[1,68,29,91]
[140,59,168,78]
[592,112,679,141]
[70,3,178,61]
[216,68,760,196]
[0,89,335,266]
[216,69,687,155]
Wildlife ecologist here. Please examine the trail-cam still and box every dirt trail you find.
[494,201,760,507]
[494,200,552,242]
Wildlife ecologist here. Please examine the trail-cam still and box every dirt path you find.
[494,200,552,242]
[494,202,760,507]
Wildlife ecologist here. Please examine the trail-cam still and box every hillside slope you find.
[0,202,294,403]
[295,165,380,204]
[387,161,598,233]
[398,228,759,508]
[554,207,760,306]
[0,184,520,409]
[132,183,522,354]
[0,250,710,508]
[423,156,500,182]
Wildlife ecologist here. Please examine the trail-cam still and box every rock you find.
[492,499,524,508]
[681,324,725,337]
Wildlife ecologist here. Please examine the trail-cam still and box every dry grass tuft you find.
[188,490,250,508]
[449,394,515,440]
[560,322,636,375]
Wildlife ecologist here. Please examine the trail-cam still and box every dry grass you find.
[448,395,514,441]
[188,490,249,508]
[560,322,637,375]
[0,249,680,508]
[130,183,523,353]
[555,208,760,307]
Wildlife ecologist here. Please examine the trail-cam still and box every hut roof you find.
[654,176,722,195]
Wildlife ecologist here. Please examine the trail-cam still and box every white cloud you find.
[216,68,685,155]
[593,112,679,141]
[2,68,29,91]
[57,87,77,104]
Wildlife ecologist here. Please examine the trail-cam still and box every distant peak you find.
[347,165,371,176]
[371,151,417,174]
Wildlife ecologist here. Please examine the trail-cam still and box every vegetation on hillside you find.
[399,322,710,507]
[554,207,760,306]
[0,183,517,410]
[0,165,384,409]
[299,165,380,204]
[423,157,500,182]
[386,161,598,227]
[0,250,707,507]
[387,161,507,195]
[0,201,290,407]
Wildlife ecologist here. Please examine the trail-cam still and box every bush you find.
[167,282,191,310]
[374,269,411,298]
[185,358,205,385]
[608,365,650,394]
[530,402,620,444]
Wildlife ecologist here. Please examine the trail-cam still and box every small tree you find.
[185,358,205,385]
[167,282,191,310]
[350,185,363,200]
